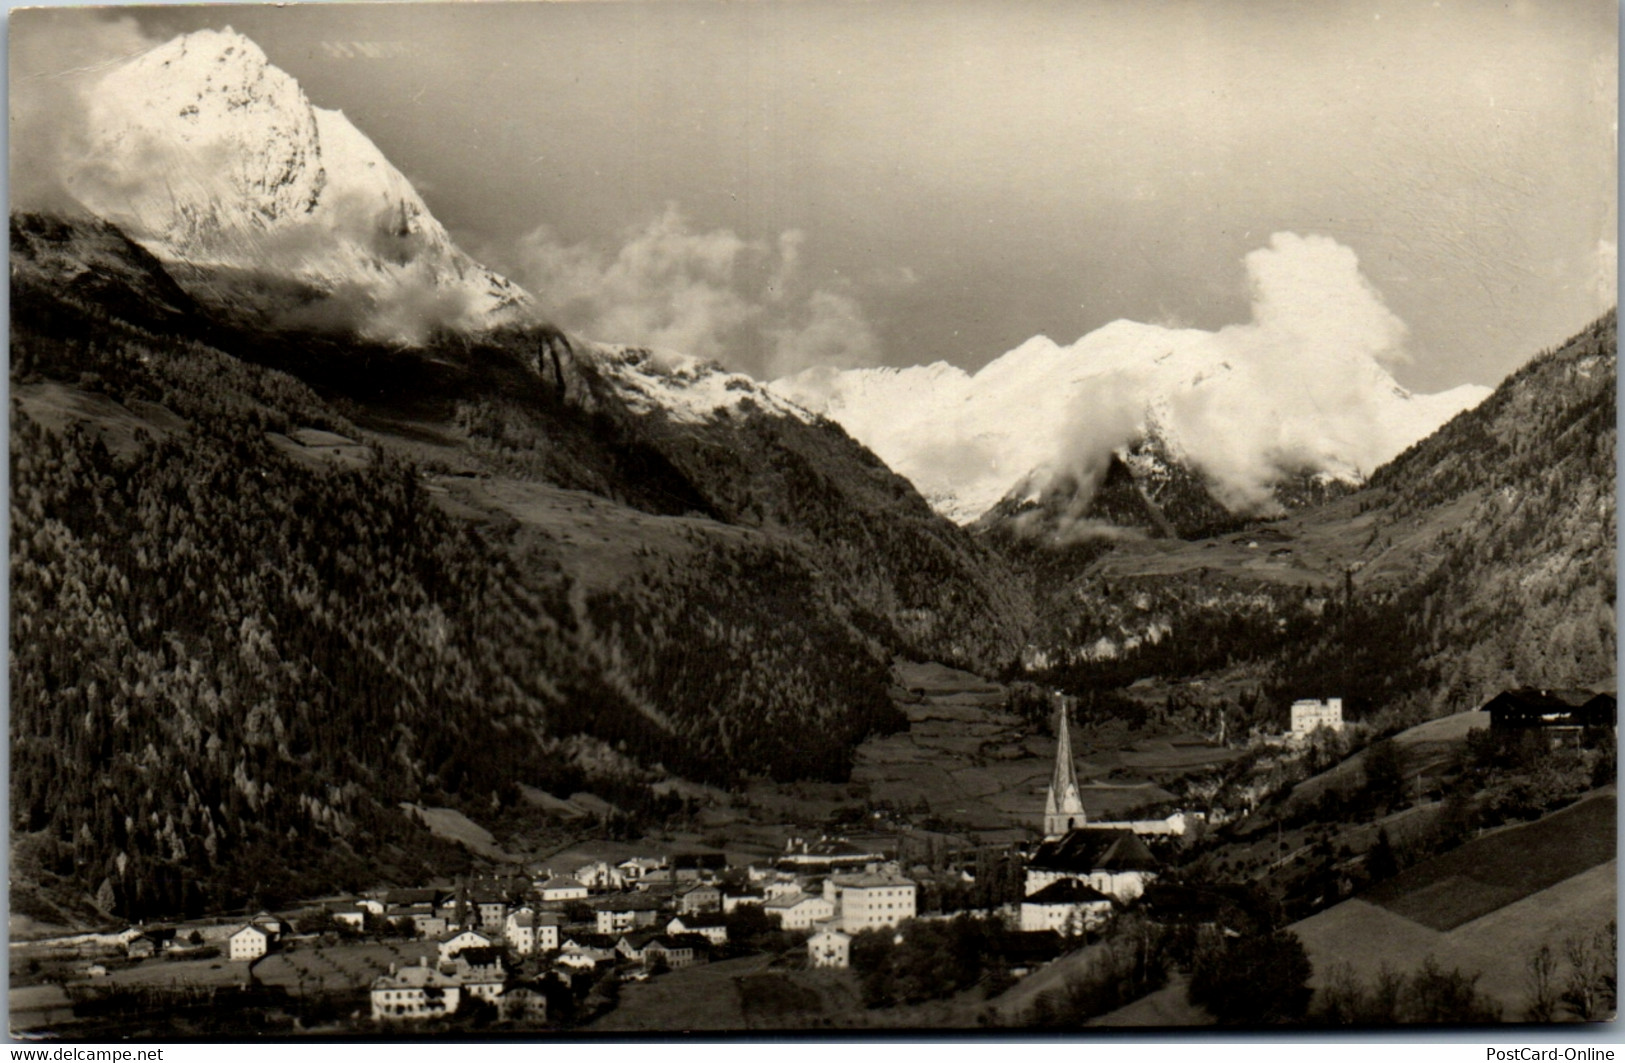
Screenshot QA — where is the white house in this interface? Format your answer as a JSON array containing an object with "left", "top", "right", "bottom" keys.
[
  {"left": 573, "top": 861, "right": 626, "bottom": 891},
  {"left": 370, "top": 959, "right": 462, "bottom": 1021},
  {"left": 505, "top": 908, "right": 562, "bottom": 954},
  {"left": 437, "top": 929, "right": 494, "bottom": 962},
  {"left": 451, "top": 957, "right": 506, "bottom": 1005},
  {"left": 1290, "top": 698, "right": 1344, "bottom": 737},
  {"left": 595, "top": 894, "right": 666, "bottom": 935},
  {"left": 333, "top": 908, "right": 366, "bottom": 931},
  {"left": 1020, "top": 879, "right": 1115, "bottom": 936},
  {"left": 617, "top": 857, "right": 665, "bottom": 883},
  {"left": 227, "top": 924, "right": 270, "bottom": 962},
  {"left": 763, "top": 891, "right": 836, "bottom": 930},
  {"left": 249, "top": 911, "right": 287, "bottom": 936},
  {"left": 761, "top": 879, "right": 803, "bottom": 901},
  {"left": 665, "top": 913, "right": 728, "bottom": 946},
  {"left": 538, "top": 877, "right": 589, "bottom": 903},
  {"left": 824, "top": 873, "right": 916, "bottom": 934},
  {"left": 556, "top": 940, "right": 617, "bottom": 971},
  {"left": 807, "top": 927, "right": 851, "bottom": 968},
  {"left": 721, "top": 887, "right": 765, "bottom": 913}
]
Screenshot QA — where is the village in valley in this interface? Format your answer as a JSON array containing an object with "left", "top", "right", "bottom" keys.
[{"left": 13, "top": 671, "right": 1615, "bottom": 1034}]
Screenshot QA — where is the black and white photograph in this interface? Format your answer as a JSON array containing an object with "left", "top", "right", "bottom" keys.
[{"left": 6, "top": 0, "right": 1618, "bottom": 1038}]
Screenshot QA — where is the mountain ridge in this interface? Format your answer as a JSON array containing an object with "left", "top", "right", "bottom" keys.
[{"left": 775, "top": 261, "right": 1493, "bottom": 530}]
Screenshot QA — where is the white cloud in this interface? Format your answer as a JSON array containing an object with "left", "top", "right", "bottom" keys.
[
  {"left": 781, "top": 232, "right": 1491, "bottom": 525},
  {"left": 510, "top": 206, "right": 884, "bottom": 377}
]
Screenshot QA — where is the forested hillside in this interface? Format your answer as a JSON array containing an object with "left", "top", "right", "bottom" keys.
[{"left": 7, "top": 212, "right": 1023, "bottom": 920}]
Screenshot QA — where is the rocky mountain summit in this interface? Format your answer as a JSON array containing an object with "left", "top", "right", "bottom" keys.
[{"left": 65, "top": 28, "right": 531, "bottom": 341}]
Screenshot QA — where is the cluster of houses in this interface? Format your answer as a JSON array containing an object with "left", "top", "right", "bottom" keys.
[
  {"left": 109, "top": 694, "right": 1234, "bottom": 1025},
  {"left": 313, "top": 698, "right": 1179, "bottom": 1022},
  {"left": 97, "top": 685, "right": 1617, "bottom": 1025},
  {"left": 351, "top": 852, "right": 937, "bottom": 1020}
]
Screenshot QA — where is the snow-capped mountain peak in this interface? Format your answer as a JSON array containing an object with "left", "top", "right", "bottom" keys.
[
  {"left": 775, "top": 235, "right": 1493, "bottom": 526},
  {"left": 63, "top": 27, "right": 532, "bottom": 343}
]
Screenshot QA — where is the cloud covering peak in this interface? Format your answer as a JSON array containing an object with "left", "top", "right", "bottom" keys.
[{"left": 774, "top": 233, "right": 1492, "bottom": 524}]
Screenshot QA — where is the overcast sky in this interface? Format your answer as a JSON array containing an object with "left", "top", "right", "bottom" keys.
[{"left": 9, "top": 0, "right": 1617, "bottom": 390}]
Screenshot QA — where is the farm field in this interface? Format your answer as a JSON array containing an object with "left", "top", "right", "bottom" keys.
[
  {"left": 589, "top": 953, "right": 1013, "bottom": 1031},
  {"left": 1088, "top": 973, "right": 1208, "bottom": 1027},
  {"left": 251, "top": 941, "right": 438, "bottom": 991},
  {"left": 1291, "top": 792, "right": 1618, "bottom": 1017},
  {"left": 1088, "top": 490, "right": 1485, "bottom": 595},
  {"left": 400, "top": 804, "right": 514, "bottom": 861},
  {"left": 73, "top": 956, "right": 254, "bottom": 989},
  {"left": 1293, "top": 860, "right": 1615, "bottom": 1017},
  {"left": 1363, "top": 790, "right": 1615, "bottom": 930},
  {"left": 585, "top": 954, "right": 771, "bottom": 1030}
]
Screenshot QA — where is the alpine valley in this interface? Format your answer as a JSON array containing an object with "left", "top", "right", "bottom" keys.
[{"left": 9, "top": 22, "right": 1615, "bottom": 1004}]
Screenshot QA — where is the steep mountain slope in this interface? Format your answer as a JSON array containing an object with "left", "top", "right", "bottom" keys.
[
  {"left": 1032, "top": 311, "right": 1616, "bottom": 728},
  {"left": 8, "top": 28, "right": 1035, "bottom": 923},
  {"left": 64, "top": 28, "right": 531, "bottom": 341},
  {"left": 9, "top": 198, "right": 1029, "bottom": 920}
]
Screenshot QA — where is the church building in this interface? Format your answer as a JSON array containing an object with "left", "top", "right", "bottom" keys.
[
  {"left": 1029, "top": 691, "right": 1160, "bottom": 904},
  {"left": 1044, "top": 693, "right": 1087, "bottom": 838}
]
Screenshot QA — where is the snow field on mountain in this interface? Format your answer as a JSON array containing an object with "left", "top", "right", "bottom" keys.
[{"left": 776, "top": 233, "right": 1491, "bottom": 524}]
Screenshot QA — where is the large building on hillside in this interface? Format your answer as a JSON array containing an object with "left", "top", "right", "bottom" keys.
[
  {"left": 1044, "top": 693, "right": 1087, "bottom": 838},
  {"left": 1290, "top": 698, "right": 1344, "bottom": 737}
]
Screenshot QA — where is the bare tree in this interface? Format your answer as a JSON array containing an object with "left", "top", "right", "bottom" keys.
[
  {"left": 1562, "top": 922, "right": 1617, "bottom": 1021},
  {"left": 1524, "top": 944, "right": 1561, "bottom": 1022}
]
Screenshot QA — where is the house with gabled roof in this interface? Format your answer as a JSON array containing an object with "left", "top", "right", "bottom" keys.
[
  {"left": 557, "top": 933, "right": 618, "bottom": 971},
  {"left": 572, "top": 860, "right": 626, "bottom": 891},
  {"left": 807, "top": 926, "right": 851, "bottom": 968},
  {"left": 595, "top": 892, "right": 666, "bottom": 934},
  {"left": 665, "top": 912, "right": 728, "bottom": 945},
  {"left": 1485, "top": 688, "right": 1617, "bottom": 732},
  {"left": 538, "top": 876, "right": 589, "bottom": 903},
  {"left": 616, "top": 856, "right": 666, "bottom": 882},
  {"left": 721, "top": 886, "right": 765, "bottom": 913},
  {"left": 677, "top": 882, "right": 722, "bottom": 914},
  {"left": 371, "top": 957, "right": 462, "bottom": 1021},
  {"left": 437, "top": 928, "right": 494, "bottom": 963},
  {"left": 505, "top": 907, "right": 563, "bottom": 954},
  {"left": 1020, "top": 878, "right": 1115, "bottom": 935},
  {"left": 1025, "top": 827, "right": 1160, "bottom": 902},
  {"left": 763, "top": 891, "right": 836, "bottom": 930},
  {"left": 384, "top": 888, "right": 443, "bottom": 908},
  {"left": 227, "top": 923, "right": 271, "bottom": 962},
  {"left": 449, "top": 949, "right": 507, "bottom": 1003},
  {"left": 617, "top": 932, "right": 708, "bottom": 970}
]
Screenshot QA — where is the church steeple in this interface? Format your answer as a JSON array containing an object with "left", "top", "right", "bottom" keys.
[{"left": 1044, "top": 692, "right": 1086, "bottom": 838}]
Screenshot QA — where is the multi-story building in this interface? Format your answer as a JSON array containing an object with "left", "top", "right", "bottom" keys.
[
  {"left": 1290, "top": 698, "right": 1344, "bottom": 737},
  {"left": 370, "top": 959, "right": 462, "bottom": 1021},
  {"left": 824, "top": 873, "right": 916, "bottom": 934},
  {"left": 763, "top": 891, "right": 836, "bottom": 930}
]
